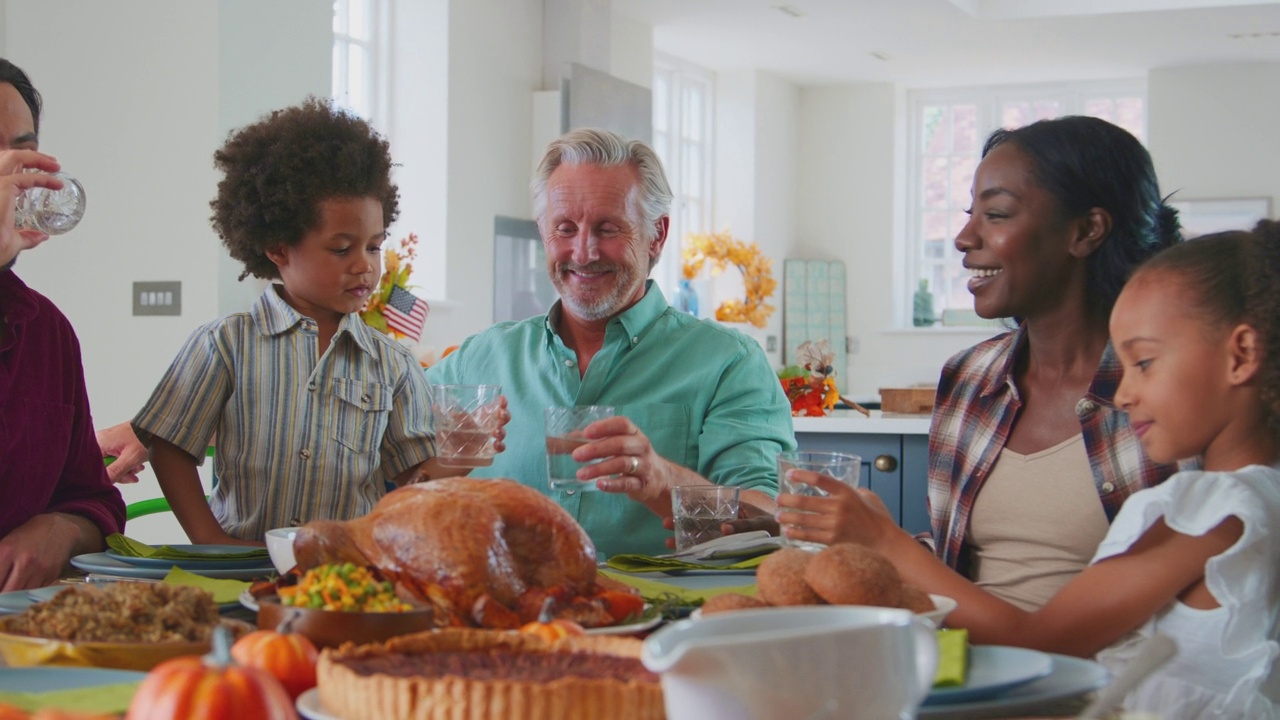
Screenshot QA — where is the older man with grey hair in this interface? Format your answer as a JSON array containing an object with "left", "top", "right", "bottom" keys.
[{"left": 428, "top": 127, "right": 794, "bottom": 558}]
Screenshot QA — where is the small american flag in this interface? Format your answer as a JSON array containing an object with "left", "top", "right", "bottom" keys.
[{"left": 383, "top": 285, "right": 429, "bottom": 341}]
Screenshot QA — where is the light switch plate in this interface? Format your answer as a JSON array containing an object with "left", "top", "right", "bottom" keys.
[{"left": 133, "top": 281, "right": 182, "bottom": 316}]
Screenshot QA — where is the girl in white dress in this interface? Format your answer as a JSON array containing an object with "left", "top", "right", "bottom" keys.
[{"left": 799, "top": 220, "right": 1280, "bottom": 718}]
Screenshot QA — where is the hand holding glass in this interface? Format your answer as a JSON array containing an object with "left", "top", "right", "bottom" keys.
[
  {"left": 14, "top": 171, "right": 85, "bottom": 235},
  {"left": 431, "top": 384, "right": 503, "bottom": 468},
  {"left": 672, "top": 485, "right": 740, "bottom": 552},
  {"left": 544, "top": 405, "right": 616, "bottom": 493},
  {"left": 778, "top": 450, "right": 861, "bottom": 551}
]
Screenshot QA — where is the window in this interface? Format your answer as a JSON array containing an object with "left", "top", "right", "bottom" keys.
[
  {"left": 651, "top": 55, "right": 715, "bottom": 297},
  {"left": 332, "top": 0, "right": 385, "bottom": 124},
  {"left": 904, "top": 81, "right": 1146, "bottom": 327}
]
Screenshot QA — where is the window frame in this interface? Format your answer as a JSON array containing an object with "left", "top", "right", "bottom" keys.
[
  {"left": 901, "top": 79, "right": 1147, "bottom": 329},
  {"left": 651, "top": 53, "right": 716, "bottom": 299},
  {"left": 332, "top": 0, "right": 388, "bottom": 127}
]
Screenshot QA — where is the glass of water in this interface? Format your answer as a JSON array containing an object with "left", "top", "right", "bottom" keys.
[
  {"left": 14, "top": 171, "right": 86, "bottom": 235},
  {"left": 672, "top": 485, "right": 740, "bottom": 552},
  {"left": 777, "top": 450, "right": 861, "bottom": 551},
  {"left": 544, "top": 405, "right": 615, "bottom": 494}
]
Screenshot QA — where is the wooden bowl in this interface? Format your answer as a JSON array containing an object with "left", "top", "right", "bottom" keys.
[
  {"left": 256, "top": 596, "right": 443, "bottom": 649},
  {"left": 0, "top": 619, "right": 252, "bottom": 671}
]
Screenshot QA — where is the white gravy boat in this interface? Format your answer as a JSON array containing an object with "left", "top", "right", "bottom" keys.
[{"left": 642, "top": 605, "right": 939, "bottom": 720}]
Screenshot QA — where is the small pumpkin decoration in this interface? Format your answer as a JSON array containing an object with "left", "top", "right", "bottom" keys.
[
  {"left": 230, "top": 611, "right": 318, "bottom": 700},
  {"left": 518, "top": 597, "right": 585, "bottom": 642},
  {"left": 125, "top": 626, "right": 298, "bottom": 720}
]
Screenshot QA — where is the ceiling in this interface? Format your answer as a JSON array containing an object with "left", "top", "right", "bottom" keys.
[{"left": 611, "top": 0, "right": 1280, "bottom": 87}]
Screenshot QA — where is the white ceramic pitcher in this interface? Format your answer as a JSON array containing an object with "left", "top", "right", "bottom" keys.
[{"left": 641, "top": 605, "right": 939, "bottom": 720}]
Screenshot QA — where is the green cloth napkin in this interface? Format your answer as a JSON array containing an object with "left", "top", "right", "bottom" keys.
[
  {"left": 163, "top": 566, "right": 251, "bottom": 604},
  {"left": 933, "top": 628, "right": 969, "bottom": 688},
  {"left": 605, "top": 553, "right": 765, "bottom": 574},
  {"left": 107, "top": 533, "right": 269, "bottom": 560},
  {"left": 0, "top": 682, "right": 139, "bottom": 713},
  {"left": 598, "top": 568, "right": 757, "bottom": 604}
]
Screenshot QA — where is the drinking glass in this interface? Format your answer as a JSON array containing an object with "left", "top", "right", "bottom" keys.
[
  {"left": 777, "top": 450, "right": 861, "bottom": 551},
  {"left": 14, "top": 171, "right": 86, "bottom": 235},
  {"left": 544, "top": 405, "right": 615, "bottom": 494},
  {"left": 671, "top": 485, "right": 740, "bottom": 552},
  {"left": 431, "top": 384, "right": 502, "bottom": 468}
]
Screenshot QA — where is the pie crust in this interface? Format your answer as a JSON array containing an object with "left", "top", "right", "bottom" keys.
[{"left": 317, "top": 629, "right": 665, "bottom": 720}]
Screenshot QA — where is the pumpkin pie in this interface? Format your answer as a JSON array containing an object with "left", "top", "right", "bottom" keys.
[{"left": 317, "top": 629, "right": 664, "bottom": 720}]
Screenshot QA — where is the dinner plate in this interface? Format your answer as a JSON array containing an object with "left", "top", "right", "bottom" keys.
[
  {"left": 917, "top": 654, "right": 1109, "bottom": 719},
  {"left": 106, "top": 545, "right": 273, "bottom": 571},
  {"left": 25, "top": 586, "right": 66, "bottom": 604},
  {"left": 70, "top": 552, "right": 274, "bottom": 581},
  {"left": 923, "top": 645, "right": 1054, "bottom": 705},
  {"left": 0, "top": 665, "right": 147, "bottom": 691},
  {"left": 297, "top": 688, "right": 340, "bottom": 720},
  {"left": 584, "top": 605, "right": 663, "bottom": 636},
  {"left": 0, "top": 590, "right": 35, "bottom": 615},
  {"left": 247, "top": 590, "right": 663, "bottom": 636}
]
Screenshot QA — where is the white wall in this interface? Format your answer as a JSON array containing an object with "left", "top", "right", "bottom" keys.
[
  {"left": 794, "top": 84, "right": 994, "bottom": 399},
  {"left": 710, "top": 70, "right": 798, "bottom": 370},
  {"left": 1148, "top": 62, "right": 1280, "bottom": 213},
  {"left": 2, "top": 0, "right": 332, "bottom": 542},
  {"left": 416, "top": 0, "right": 544, "bottom": 352}
]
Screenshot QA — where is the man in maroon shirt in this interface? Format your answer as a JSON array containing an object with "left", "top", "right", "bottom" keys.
[{"left": 0, "top": 58, "right": 125, "bottom": 591}]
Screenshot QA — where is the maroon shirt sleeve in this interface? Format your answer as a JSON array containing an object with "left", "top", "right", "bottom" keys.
[{"left": 0, "top": 271, "right": 125, "bottom": 542}]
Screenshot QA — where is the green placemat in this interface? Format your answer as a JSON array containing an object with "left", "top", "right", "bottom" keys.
[
  {"left": 934, "top": 628, "right": 969, "bottom": 687},
  {"left": 107, "top": 533, "right": 269, "bottom": 561},
  {"left": 163, "top": 566, "right": 252, "bottom": 604},
  {"left": 605, "top": 553, "right": 765, "bottom": 574},
  {"left": 0, "top": 682, "right": 139, "bottom": 713},
  {"left": 598, "top": 568, "right": 757, "bottom": 604}
]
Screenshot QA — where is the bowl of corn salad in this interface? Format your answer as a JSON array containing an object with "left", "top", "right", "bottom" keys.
[{"left": 256, "top": 563, "right": 443, "bottom": 648}]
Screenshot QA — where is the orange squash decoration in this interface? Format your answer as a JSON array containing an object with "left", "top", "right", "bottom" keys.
[
  {"left": 125, "top": 627, "right": 298, "bottom": 720},
  {"left": 230, "top": 612, "right": 319, "bottom": 700},
  {"left": 518, "top": 597, "right": 586, "bottom": 642}
]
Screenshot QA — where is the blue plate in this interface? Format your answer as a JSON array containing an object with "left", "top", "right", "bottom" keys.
[
  {"left": 70, "top": 552, "right": 273, "bottom": 581},
  {"left": 105, "top": 544, "right": 272, "bottom": 570},
  {"left": 0, "top": 590, "right": 35, "bottom": 615},
  {"left": 924, "top": 645, "right": 1054, "bottom": 705},
  {"left": 0, "top": 665, "right": 146, "bottom": 691},
  {"left": 919, "top": 654, "right": 1109, "bottom": 719}
]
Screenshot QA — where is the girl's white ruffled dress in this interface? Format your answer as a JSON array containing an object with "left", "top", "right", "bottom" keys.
[{"left": 1093, "top": 464, "right": 1280, "bottom": 719}]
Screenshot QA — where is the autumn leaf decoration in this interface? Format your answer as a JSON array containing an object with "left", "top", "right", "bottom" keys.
[
  {"left": 360, "top": 232, "right": 419, "bottom": 338},
  {"left": 681, "top": 230, "right": 777, "bottom": 329}
]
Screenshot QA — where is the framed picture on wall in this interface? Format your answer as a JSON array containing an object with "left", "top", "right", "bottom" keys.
[{"left": 1169, "top": 198, "right": 1271, "bottom": 239}]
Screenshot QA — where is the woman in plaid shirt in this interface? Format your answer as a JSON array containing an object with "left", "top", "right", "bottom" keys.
[{"left": 779, "top": 116, "right": 1184, "bottom": 610}]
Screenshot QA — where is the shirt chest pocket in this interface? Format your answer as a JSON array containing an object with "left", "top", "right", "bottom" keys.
[
  {"left": 331, "top": 378, "right": 393, "bottom": 453},
  {"left": 617, "top": 403, "right": 692, "bottom": 468}
]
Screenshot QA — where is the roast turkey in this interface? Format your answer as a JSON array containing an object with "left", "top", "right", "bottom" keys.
[{"left": 292, "top": 477, "right": 610, "bottom": 627}]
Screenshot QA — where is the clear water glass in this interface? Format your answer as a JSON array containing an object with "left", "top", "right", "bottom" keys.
[{"left": 14, "top": 171, "right": 86, "bottom": 235}]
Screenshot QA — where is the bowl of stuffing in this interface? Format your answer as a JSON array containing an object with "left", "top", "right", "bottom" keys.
[{"left": 0, "top": 583, "right": 251, "bottom": 670}]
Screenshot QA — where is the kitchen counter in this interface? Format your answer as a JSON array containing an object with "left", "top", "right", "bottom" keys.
[{"left": 792, "top": 409, "right": 931, "bottom": 435}]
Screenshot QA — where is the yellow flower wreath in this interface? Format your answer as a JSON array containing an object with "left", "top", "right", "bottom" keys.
[{"left": 682, "top": 230, "right": 777, "bottom": 328}]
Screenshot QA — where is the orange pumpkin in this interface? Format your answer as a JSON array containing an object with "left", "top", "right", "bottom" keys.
[
  {"left": 518, "top": 597, "right": 585, "bottom": 642},
  {"left": 230, "top": 629, "right": 318, "bottom": 700},
  {"left": 125, "top": 627, "right": 298, "bottom": 720}
]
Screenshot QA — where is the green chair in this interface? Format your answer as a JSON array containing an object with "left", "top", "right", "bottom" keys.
[{"left": 114, "top": 446, "right": 216, "bottom": 521}]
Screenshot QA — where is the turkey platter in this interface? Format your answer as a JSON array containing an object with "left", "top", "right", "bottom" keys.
[{"left": 292, "top": 477, "right": 642, "bottom": 629}]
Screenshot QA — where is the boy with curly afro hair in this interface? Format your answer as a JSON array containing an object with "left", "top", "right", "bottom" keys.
[{"left": 131, "top": 98, "right": 477, "bottom": 544}]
